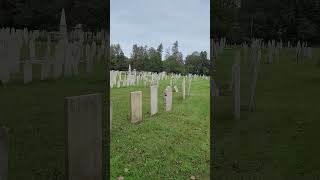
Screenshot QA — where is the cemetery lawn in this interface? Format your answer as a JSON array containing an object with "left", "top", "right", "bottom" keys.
[
  {"left": 214, "top": 47, "right": 320, "bottom": 179},
  {"left": 0, "top": 63, "right": 105, "bottom": 179},
  {"left": 110, "top": 78, "right": 210, "bottom": 179}
]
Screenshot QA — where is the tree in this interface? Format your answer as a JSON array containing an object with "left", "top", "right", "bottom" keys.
[
  {"left": 110, "top": 44, "right": 128, "bottom": 71},
  {"left": 163, "top": 41, "right": 184, "bottom": 74}
]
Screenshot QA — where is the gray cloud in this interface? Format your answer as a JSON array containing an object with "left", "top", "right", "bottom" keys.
[{"left": 111, "top": 0, "right": 210, "bottom": 59}]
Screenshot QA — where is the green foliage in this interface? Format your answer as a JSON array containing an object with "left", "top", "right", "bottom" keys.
[
  {"left": 0, "top": 0, "right": 107, "bottom": 30},
  {"left": 213, "top": 0, "right": 320, "bottom": 45},
  {"left": 110, "top": 41, "right": 210, "bottom": 75}
]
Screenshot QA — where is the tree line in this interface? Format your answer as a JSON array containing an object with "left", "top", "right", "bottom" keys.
[
  {"left": 0, "top": 0, "right": 107, "bottom": 31},
  {"left": 111, "top": 41, "right": 210, "bottom": 75},
  {"left": 212, "top": 0, "right": 320, "bottom": 45}
]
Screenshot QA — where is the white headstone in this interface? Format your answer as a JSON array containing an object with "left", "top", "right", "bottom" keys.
[{"left": 150, "top": 85, "right": 158, "bottom": 116}]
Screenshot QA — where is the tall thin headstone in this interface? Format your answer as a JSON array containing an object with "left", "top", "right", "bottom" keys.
[
  {"left": 164, "top": 86, "right": 172, "bottom": 112},
  {"left": 182, "top": 77, "right": 186, "bottom": 99},
  {"left": 233, "top": 51, "right": 241, "bottom": 120},
  {"left": 150, "top": 85, "right": 158, "bottom": 116}
]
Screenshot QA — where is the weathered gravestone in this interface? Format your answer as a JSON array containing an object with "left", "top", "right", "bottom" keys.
[
  {"left": 187, "top": 77, "right": 191, "bottom": 96},
  {"left": 174, "top": 85, "right": 179, "bottom": 92},
  {"left": 249, "top": 49, "right": 261, "bottom": 111},
  {"left": 0, "top": 127, "right": 8, "bottom": 180},
  {"left": 150, "top": 85, "right": 158, "bottom": 116},
  {"left": 23, "top": 61, "right": 32, "bottom": 84},
  {"left": 130, "top": 91, "right": 142, "bottom": 123},
  {"left": 110, "top": 103, "right": 112, "bottom": 130},
  {"left": 0, "top": 61, "right": 10, "bottom": 84},
  {"left": 164, "top": 86, "right": 172, "bottom": 112},
  {"left": 182, "top": 77, "right": 186, "bottom": 99},
  {"left": 65, "top": 94, "right": 102, "bottom": 180},
  {"left": 41, "top": 60, "right": 51, "bottom": 80},
  {"left": 232, "top": 52, "right": 241, "bottom": 120}
]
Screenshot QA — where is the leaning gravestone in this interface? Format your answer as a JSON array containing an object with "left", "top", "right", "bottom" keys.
[
  {"left": 65, "top": 94, "right": 102, "bottom": 180},
  {"left": 130, "top": 91, "right": 142, "bottom": 123},
  {"left": 164, "top": 86, "right": 172, "bottom": 112},
  {"left": 150, "top": 85, "right": 158, "bottom": 116},
  {"left": 0, "top": 127, "right": 8, "bottom": 180}
]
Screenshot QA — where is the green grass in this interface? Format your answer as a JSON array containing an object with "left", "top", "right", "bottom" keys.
[
  {"left": 110, "top": 78, "right": 210, "bottom": 179},
  {"left": 0, "top": 62, "right": 105, "bottom": 179},
  {"left": 214, "top": 47, "right": 320, "bottom": 179}
]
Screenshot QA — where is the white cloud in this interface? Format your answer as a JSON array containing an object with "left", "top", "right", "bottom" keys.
[{"left": 111, "top": 0, "right": 210, "bottom": 59}]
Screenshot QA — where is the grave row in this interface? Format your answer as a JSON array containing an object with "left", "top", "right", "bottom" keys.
[
  {"left": 110, "top": 65, "right": 208, "bottom": 89},
  {"left": 0, "top": 8, "right": 108, "bottom": 85}
]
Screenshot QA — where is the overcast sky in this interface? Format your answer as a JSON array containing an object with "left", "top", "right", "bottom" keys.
[{"left": 111, "top": 0, "right": 210, "bottom": 59}]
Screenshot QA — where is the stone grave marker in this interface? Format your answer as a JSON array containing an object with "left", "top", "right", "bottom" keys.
[
  {"left": 0, "top": 127, "right": 8, "bottom": 180},
  {"left": 174, "top": 85, "right": 179, "bottom": 92},
  {"left": 23, "top": 61, "right": 32, "bottom": 84},
  {"left": 164, "top": 86, "right": 172, "bottom": 112},
  {"left": 150, "top": 85, "right": 158, "bottom": 116},
  {"left": 188, "top": 77, "right": 191, "bottom": 96},
  {"left": 65, "top": 93, "right": 102, "bottom": 180},
  {"left": 130, "top": 91, "right": 142, "bottom": 123},
  {"left": 182, "top": 77, "right": 186, "bottom": 99},
  {"left": 232, "top": 62, "right": 240, "bottom": 120}
]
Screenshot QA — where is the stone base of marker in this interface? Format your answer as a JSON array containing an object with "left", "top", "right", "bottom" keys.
[{"left": 130, "top": 91, "right": 142, "bottom": 123}]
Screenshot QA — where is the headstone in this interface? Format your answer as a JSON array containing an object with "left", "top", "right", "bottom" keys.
[
  {"left": 182, "top": 77, "right": 186, "bottom": 99},
  {"left": 65, "top": 93, "right": 102, "bottom": 180},
  {"left": 188, "top": 78, "right": 191, "bottom": 96},
  {"left": 0, "top": 127, "right": 8, "bottom": 180},
  {"left": 23, "top": 61, "right": 32, "bottom": 84},
  {"left": 232, "top": 63, "right": 240, "bottom": 120},
  {"left": 110, "top": 103, "right": 112, "bottom": 130},
  {"left": 130, "top": 91, "right": 142, "bottom": 123},
  {"left": 174, "top": 85, "right": 179, "bottom": 92},
  {"left": 150, "top": 85, "right": 158, "bottom": 116},
  {"left": 164, "top": 86, "right": 172, "bottom": 112}
]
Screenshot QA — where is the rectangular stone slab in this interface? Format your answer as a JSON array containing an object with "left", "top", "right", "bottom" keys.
[
  {"left": 65, "top": 93, "right": 102, "bottom": 180},
  {"left": 0, "top": 127, "right": 8, "bottom": 180},
  {"left": 182, "top": 77, "right": 186, "bottom": 99},
  {"left": 23, "top": 62, "right": 32, "bottom": 84},
  {"left": 150, "top": 85, "right": 158, "bottom": 116},
  {"left": 130, "top": 91, "right": 142, "bottom": 123},
  {"left": 164, "top": 86, "right": 172, "bottom": 112}
]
